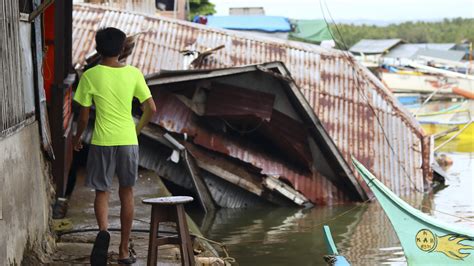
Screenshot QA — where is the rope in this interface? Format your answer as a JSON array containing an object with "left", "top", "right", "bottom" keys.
[
  {"left": 413, "top": 84, "right": 450, "bottom": 116},
  {"left": 305, "top": 197, "right": 374, "bottom": 229},
  {"left": 301, "top": 196, "right": 474, "bottom": 230},
  {"left": 421, "top": 206, "right": 474, "bottom": 223},
  {"left": 192, "top": 235, "right": 236, "bottom": 263},
  {"left": 134, "top": 218, "right": 236, "bottom": 262}
]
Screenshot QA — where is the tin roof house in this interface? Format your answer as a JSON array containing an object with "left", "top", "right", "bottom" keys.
[{"left": 73, "top": 4, "right": 433, "bottom": 206}]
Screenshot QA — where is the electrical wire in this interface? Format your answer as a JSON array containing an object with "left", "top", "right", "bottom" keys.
[
  {"left": 319, "top": 0, "right": 424, "bottom": 193},
  {"left": 222, "top": 118, "right": 264, "bottom": 134}
]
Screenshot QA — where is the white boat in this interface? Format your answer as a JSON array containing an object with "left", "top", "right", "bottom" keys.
[{"left": 381, "top": 71, "right": 474, "bottom": 96}]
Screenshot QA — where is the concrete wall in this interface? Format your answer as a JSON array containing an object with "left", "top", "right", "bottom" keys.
[{"left": 0, "top": 122, "right": 53, "bottom": 265}]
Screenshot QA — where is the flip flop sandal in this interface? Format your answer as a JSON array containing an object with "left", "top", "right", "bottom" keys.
[
  {"left": 117, "top": 256, "right": 137, "bottom": 265},
  {"left": 117, "top": 245, "right": 137, "bottom": 265},
  {"left": 90, "top": 230, "right": 110, "bottom": 266}
]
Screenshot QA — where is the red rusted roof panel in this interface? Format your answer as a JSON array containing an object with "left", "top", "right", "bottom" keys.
[
  {"left": 205, "top": 83, "right": 275, "bottom": 121},
  {"left": 150, "top": 89, "right": 348, "bottom": 204},
  {"left": 260, "top": 109, "right": 312, "bottom": 166}
]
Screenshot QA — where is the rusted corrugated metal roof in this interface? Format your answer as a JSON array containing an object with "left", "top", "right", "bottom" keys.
[
  {"left": 146, "top": 66, "right": 359, "bottom": 205},
  {"left": 72, "top": 4, "right": 432, "bottom": 197}
]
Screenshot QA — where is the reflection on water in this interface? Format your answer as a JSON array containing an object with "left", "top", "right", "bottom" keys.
[
  {"left": 430, "top": 153, "right": 474, "bottom": 228},
  {"left": 199, "top": 204, "right": 402, "bottom": 266},
  {"left": 198, "top": 152, "right": 474, "bottom": 266}
]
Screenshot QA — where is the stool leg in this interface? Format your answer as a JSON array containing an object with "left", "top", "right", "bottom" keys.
[
  {"left": 176, "top": 204, "right": 195, "bottom": 266},
  {"left": 147, "top": 206, "right": 159, "bottom": 266}
]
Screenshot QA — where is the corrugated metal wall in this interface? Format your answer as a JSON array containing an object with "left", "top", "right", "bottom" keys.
[
  {"left": 0, "top": 1, "right": 26, "bottom": 133},
  {"left": 72, "top": 4, "right": 432, "bottom": 197}
]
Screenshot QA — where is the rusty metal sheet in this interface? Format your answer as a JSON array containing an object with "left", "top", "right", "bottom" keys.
[
  {"left": 205, "top": 83, "right": 275, "bottom": 121},
  {"left": 149, "top": 92, "right": 349, "bottom": 204},
  {"left": 150, "top": 90, "right": 197, "bottom": 135},
  {"left": 204, "top": 82, "right": 310, "bottom": 166},
  {"left": 145, "top": 64, "right": 368, "bottom": 203},
  {"left": 260, "top": 109, "right": 312, "bottom": 167},
  {"left": 73, "top": 4, "right": 432, "bottom": 198}
]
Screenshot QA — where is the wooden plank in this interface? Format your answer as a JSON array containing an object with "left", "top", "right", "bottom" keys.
[
  {"left": 139, "top": 123, "right": 216, "bottom": 213},
  {"left": 28, "top": 0, "right": 54, "bottom": 22},
  {"left": 194, "top": 160, "right": 263, "bottom": 196},
  {"left": 183, "top": 151, "right": 216, "bottom": 214},
  {"left": 263, "top": 176, "right": 310, "bottom": 206}
]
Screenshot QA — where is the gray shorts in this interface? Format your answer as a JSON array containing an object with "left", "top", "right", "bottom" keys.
[{"left": 86, "top": 145, "right": 139, "bottom": 191}]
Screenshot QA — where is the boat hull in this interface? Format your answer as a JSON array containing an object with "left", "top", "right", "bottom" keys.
[
  {"left": 353, "top": 158, "right": 474, "bottom": 265},
  {"left": 421, "top": 122, "right": 474, "bottom": 152},
  {"left": 382, "top": 72, "right": 474, "bottom": 94},
  {"left": 323, "top": 225, "right": 351, "bottom": 266}
]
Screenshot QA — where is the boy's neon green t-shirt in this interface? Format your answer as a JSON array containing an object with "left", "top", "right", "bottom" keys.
[{"left": 73, "top": 65, "right": 152, "bottom": 146}]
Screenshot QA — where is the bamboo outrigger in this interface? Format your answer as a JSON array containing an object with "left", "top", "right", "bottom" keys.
[{"left": 352, "top": 158, "right": 474, "bottom": 265}]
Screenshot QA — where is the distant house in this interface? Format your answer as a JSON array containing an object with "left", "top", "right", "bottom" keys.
[
  {"left": 384, "top": 43, "right": 465, "bottom": 64},
  {"left": 350, "top": 39, "right": 468, "bottom": 67},
  {"left": 349, "top": 39, "right": 403, "bottom": 55},
  {"left": 349, "top": 39, "right": 403, "bottom": 67},
  {"left": 385, "top": 43, "right": 456, "bottom": 58},
  {"left": 206, "top": 15, "right": 292, "bottom": 39},
  {"left": 229, "top": 7, "right": 265, "bottom": 16}
]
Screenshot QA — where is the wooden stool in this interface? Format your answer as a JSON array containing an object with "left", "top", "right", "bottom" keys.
[{"left": 142, "top": 196, "right": 195, "bottom": 266}]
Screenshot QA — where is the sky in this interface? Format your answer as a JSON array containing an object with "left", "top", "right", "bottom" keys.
[{"left": 210, "top": 0, "right": 474, "bottom": 22}]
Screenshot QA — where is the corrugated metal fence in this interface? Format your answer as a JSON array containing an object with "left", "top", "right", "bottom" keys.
[
  {"left": 0, "top": 1, "right": 26, "bottom": 133},
  {"left": 72, "top": 4, "right": 432, "bottom": 197}
]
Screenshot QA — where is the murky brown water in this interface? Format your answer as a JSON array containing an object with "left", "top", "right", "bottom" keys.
[{"left": 199, "top": 152, "right": 474, "bottom": 265}]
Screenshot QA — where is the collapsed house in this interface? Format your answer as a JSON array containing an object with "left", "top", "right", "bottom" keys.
[
  {"left": 72, "top": 4, "right": 433, "bottom": 206},
  {"left": 137, "top": 62, "right": 367, "bottom": 209}
]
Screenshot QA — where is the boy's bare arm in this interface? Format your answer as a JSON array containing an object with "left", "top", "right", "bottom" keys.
[
  {"left": 73, "top": 106, "right": 90, "bottom": 151},
  {"left": 136, "top": 97, "right": 157, "bottom": 136}
]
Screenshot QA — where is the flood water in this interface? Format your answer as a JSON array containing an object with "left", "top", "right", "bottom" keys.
[{"left": 198, "top": 152, "right": 474, "bottom": 266}]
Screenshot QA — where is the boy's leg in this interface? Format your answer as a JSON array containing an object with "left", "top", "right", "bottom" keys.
[
  {"left": 87, "top": 145, "right": 115, "bottom": 231},
  {"left": 95, "top": 190, "right": 110, "bottom": 230},
  {"left": 118, "top": 186, "right": 134, "bottom": 259},
  {"left": 91, "top": 189, "right": 111, "bottom": 265},
  {"left": 116, "top": 145, "right": 139, "bottom": 260},
  {"left": 86, "top": 145, "right": 115, "bottom": 265}
]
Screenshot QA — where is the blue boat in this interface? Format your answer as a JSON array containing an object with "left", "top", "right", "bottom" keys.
[{"left": 323, "top": 225, "right": 351, "bottom": 266}]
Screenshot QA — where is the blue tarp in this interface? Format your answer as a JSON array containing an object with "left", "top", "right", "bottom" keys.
[{"left": 206, "top": 15, "right": 291, "bottom": 32}]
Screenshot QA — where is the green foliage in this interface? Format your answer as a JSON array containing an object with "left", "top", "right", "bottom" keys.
[
  {"left": 189, "top": 0, "right": 216, "bottom": 19},
  {"left": 328, "top": 18, "right": 474, "bottom": 49}
]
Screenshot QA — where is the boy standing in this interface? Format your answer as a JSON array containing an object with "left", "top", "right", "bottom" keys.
[{"left": 73, "top": 27, "right": 156, "bottom": 265}]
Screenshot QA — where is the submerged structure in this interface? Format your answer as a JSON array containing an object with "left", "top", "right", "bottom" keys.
[
  {"left": 138, "top": 62, "right": 366, "bottom": 209},
  {"left": 72, "top": 4, "right": 433, "bottom": 205}
]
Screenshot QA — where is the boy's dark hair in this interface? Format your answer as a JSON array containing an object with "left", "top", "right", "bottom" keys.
[{"left": 95, "top": 27, "right": 126, "bottom": 57}]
